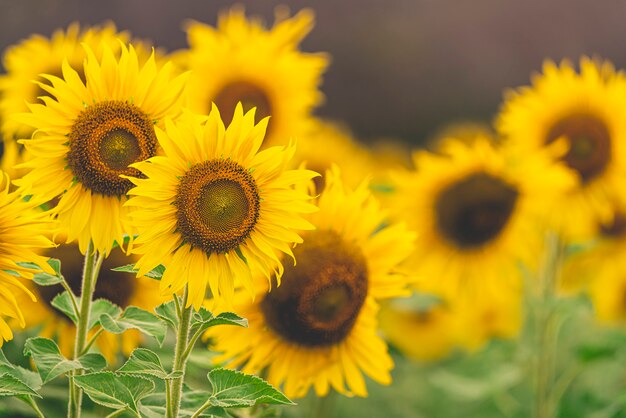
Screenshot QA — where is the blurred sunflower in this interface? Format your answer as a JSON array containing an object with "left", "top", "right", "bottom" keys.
[
  {"left": 208, "top": 167, "right": 416, "bottom": 398},
  {"left": 379, "top": 296, "right": 458, "bottom": 362},
  {"left": 126, "top": 105, "right": 318, "bottom": 308},
  {"left": 452, "top": 290, "right": 523, "bottom": 352},
  {"left": 391, "top": 137, "right": 574, "bottom": 300},
  {"left": 14, "top": 42, "right": 187, "bottom": 255},
  {"left": 20, "top": 243, "right": 164, "bottom": 362},
  {"left": 0, "top": 171, "right": 54, "bottom": 346},
  {"left": 293, "top": 120, "right": 375, "bottom": 191},
  {"left": 175, "top": 6, "right": 329, "bottom": 147},
  {"left": 497, "top": 57, "right": 626, "bottom": 240},
  {"left": 0, "top": 23, "right": 127, "bottom": 140},
  {"left": 426, "top": 120, "right": 497, "bottom": 152}
]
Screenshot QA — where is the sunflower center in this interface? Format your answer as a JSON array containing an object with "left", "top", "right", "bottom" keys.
[
  {"left": 67, "top": 100, "right": 157, "bottom": 196},
  {"left": 600, "top": 212, "right": 626, "bottom": 238},
  {"left": 435, "top": 172, "right": 518, "bottom": 248},
  {"left": 213, "top": 81, "right": 272, "bottom": 127},
  {"left": 546, "top": 113, "right": 611, "bottom": 183},
  {"left": 175, "top": 159, "right": 260, "bottom": 254},
  {"left": 38, "top": 245, "right": 137, "bottom": 320},
  {"left": 260, "top": 230, "right": 369, "bottom": 347}
]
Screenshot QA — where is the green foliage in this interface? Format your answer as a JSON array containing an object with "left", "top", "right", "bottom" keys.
[
  {"left": 23, "top": 337, "right": 106, "bottom": 384},
  {"left": 0, "top": 373, "right": 40, "bottom": 397},
  {"left": 50, "top": 291, "right": 78, "bottom": 324},
  {"left": 111, "top": 263, "right": 165, "bottom": 280},
  {"left": 117, "top": 348, "right": 182, "bottom": 380},
  {"left": 155, "top": 300, "right": 179, "bottom": 329},
  {"left": 0, "top": 349, "right": 42, "bottom": 399},
  {"left": 73, "top": 371, "right": 154, "bottom": 417},
  {"left": 32, "top": 258, "right": 63, "bottom": 286},
  {"left": 191, "top": 308, "right": 248, "bottom": 333},
  {"left": 100, "top": 306, "right": 168, "bottom": 346},
  {"left": 207, "top": 368, "right": 294, "bottom": 409}
]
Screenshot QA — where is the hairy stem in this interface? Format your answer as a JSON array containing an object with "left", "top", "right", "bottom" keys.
[
  {"left": 68, "top": 242, "right": 104, "bottom": 418},
  {"left": 167, "top": 287, "right": 192, "bottom": 418}
]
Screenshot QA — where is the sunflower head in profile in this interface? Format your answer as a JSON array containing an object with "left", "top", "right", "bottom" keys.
[
  {"left": 14, "top": 42, "right": 188, "bottom": 255},
  {"left": 0, "top": 171, "right": 54, "bottom": 346},
  {"left": 0, "top": 22, "right": 130, "bottom": 141},
  {"left": 391, "top": 137, "right": 574, "bottom": 300},
  {"left": 207, "top": 167, "right": 416, "bottom": 398},
  {"left": 126, "top": 104, "right": 318, "bottom": 309},
  {"left": 175, "top": 6, "right": 329, "bottom": 147},
  {"left": 20, "top": 243, "right": 165, "bottom": 362},
  {"left": 496, "top": 57, "right": 626, "bottom": 240}
]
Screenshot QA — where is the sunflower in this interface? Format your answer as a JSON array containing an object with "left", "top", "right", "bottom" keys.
[
  {"left": 391, "top": 137, "right": 574, "bottom": 300},
  {"left": 208, "top": 167, "right": 416, "bottom": 398},
  {"left": 452, "top": 289, "right": 522, "bottom": 351},
  {"left": 0, "top": 22, "right": 129, "bottom": 141},
  {"left": 379, "top": 295, "right": 458, "bottom": 362},
  {"left": 293, "top": 120, "right": 376, "bottom": 191},
  {"left": 175, "top": 6, "right": 329, "bottom": 147},
  {"left": 126, "top": 105, "right": 317, "bottom": 308},
  {"left": 13, "top": 42, "right": 187, "bottom": 255},
  {"left": 0, "top": 171, "right": 54, "bottom": 346},
  {"left": 426, "top": 119, "right": 497, "bottom": 152},
  {"left": 496, "top": 57, "right": 626, "bottom": 240},
  {"left": 587, "top": 256, "right": 626, "bottom": 324},
  {"left": 20, "top": 243, "right": 165, "bottom": 362}
]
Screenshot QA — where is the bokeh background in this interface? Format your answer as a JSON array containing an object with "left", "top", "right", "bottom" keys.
[{"left": 2, "top": 0, "right": 626, "bottom": 144}]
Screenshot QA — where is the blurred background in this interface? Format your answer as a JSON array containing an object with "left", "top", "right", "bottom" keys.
[{"left": 2, "top": 0, "right": 626, "bottom": 144}]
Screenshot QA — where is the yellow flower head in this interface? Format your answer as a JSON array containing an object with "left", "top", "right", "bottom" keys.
[
  {"left": 208, "top": 167, "right": 416, "bottom": 398},
  {"left": 0, "top": 171, "right": 54, "bottom": 346},
  {"left": 496, "top": 57, "right": 626, "bottom": 240},
  {"left": 379, "top": 297, "right": 458, "bottom": 362},
  {"left": 14, "top": 42, "right": 187, "bottom": 255},
  {"left": 293, "top": 120, "right": 376, "bottom": 191},
  {"left": 176, "top": 6, "right": 329, "bottom": 147},
  {"left": 126, "top": 105, "right": 318, "bottom": 309},
  {"left": 0, "top": 22, "right": 129, "bottom": 140},
  {"left": 391, "top": 137, "right": 574, "bottom": 300}
]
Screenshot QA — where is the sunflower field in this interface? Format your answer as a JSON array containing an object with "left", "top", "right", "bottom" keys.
[{"left": 1, "top": 2, "right": 626, "bottom": 418}]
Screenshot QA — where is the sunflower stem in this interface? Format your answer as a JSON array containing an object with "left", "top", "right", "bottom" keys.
[
  {"left": 530, "top": 232, "right": 564, "bottom": 418},
  {"left": 68, "top": 241, "right": 104, "bottom": 418},
  {"left": 79, "top": 326, "right": 104, "bottom": 357},
  {"left": 22, "top": 395, "right": 45, "bottom": 418},
  {"left": 60, "top": 278, "right": 80, "bottom": 320},
  {"left": 168, "top": 286, "right": 192, "bottom": 418},
  {"left": 190, "top": 398, "right": 212, "bottom": 418},
  {"left": 309, "top": 391, "right": 336, "bottom": 418}
]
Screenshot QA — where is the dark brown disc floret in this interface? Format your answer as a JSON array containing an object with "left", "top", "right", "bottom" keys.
[
  {"left": 435, "top": 172, "right": 519, "bottom": 249},
  {"left": 260, "top": 230, "right": 369, "bottom": 347},
  {"left": 546, "top": 113, "right": 612, "bottom": 183},
  {"left": 174, "top": 159, "right": 261, "bottom": 254},
  {"left": 213, "top": 81, "right": 272, "bottom": 127},
  {"left": 67, "top": 100, "right": 157, "bottom": 196}
]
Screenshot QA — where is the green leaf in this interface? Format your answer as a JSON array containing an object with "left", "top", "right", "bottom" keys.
[
  {"left": 88, "top": 299, "right": 123, "bottom": 330},
  {"left": 32, "top": 258, "right": 63, "bottom": 286},
  {"left": 23, "top": 337, "right": 106, "bottom": 384},
  {"left": 118, "top": 348, "right": 181, "bottom": 380},
  {"left": 112, "top": 234, "right": 134, "bottom": 250},
  {"left": 50, "top": 291, "right": 78, "bottom": 324},
  {"left": 192, "top": 309, "right": 248, "bottom": 333},
  {"left": 73, "top": 371, "right": 154, "bottom": 416},
  {"left": 33, "top": 272, "right": 63, "bottom": 286},
  {"left": 155, "top": 300, "right": 178, "bottom": 329},
  {"left": 141, "top": 390, "right": 231, "bottom": 418},
  {"left": 208, "top": 368, "right": 293, "bottom": 409},
  {"left": 0, "top": 373, "right": 40, "bottom": 398},
  {"left": 15, "top": 261, "right": 42, "bottom": 270},
  {"left": 100, "top": 306, "right": 167, "bottom": 346},
  {"left": 78, "top": 353, "right": 107, "bottom": 371},
  {"left": 111, "top": 264, "right": 165, "bottom": 280},
  {"left": 0, "top": 350, "right": 42, "bottom": 395}
]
